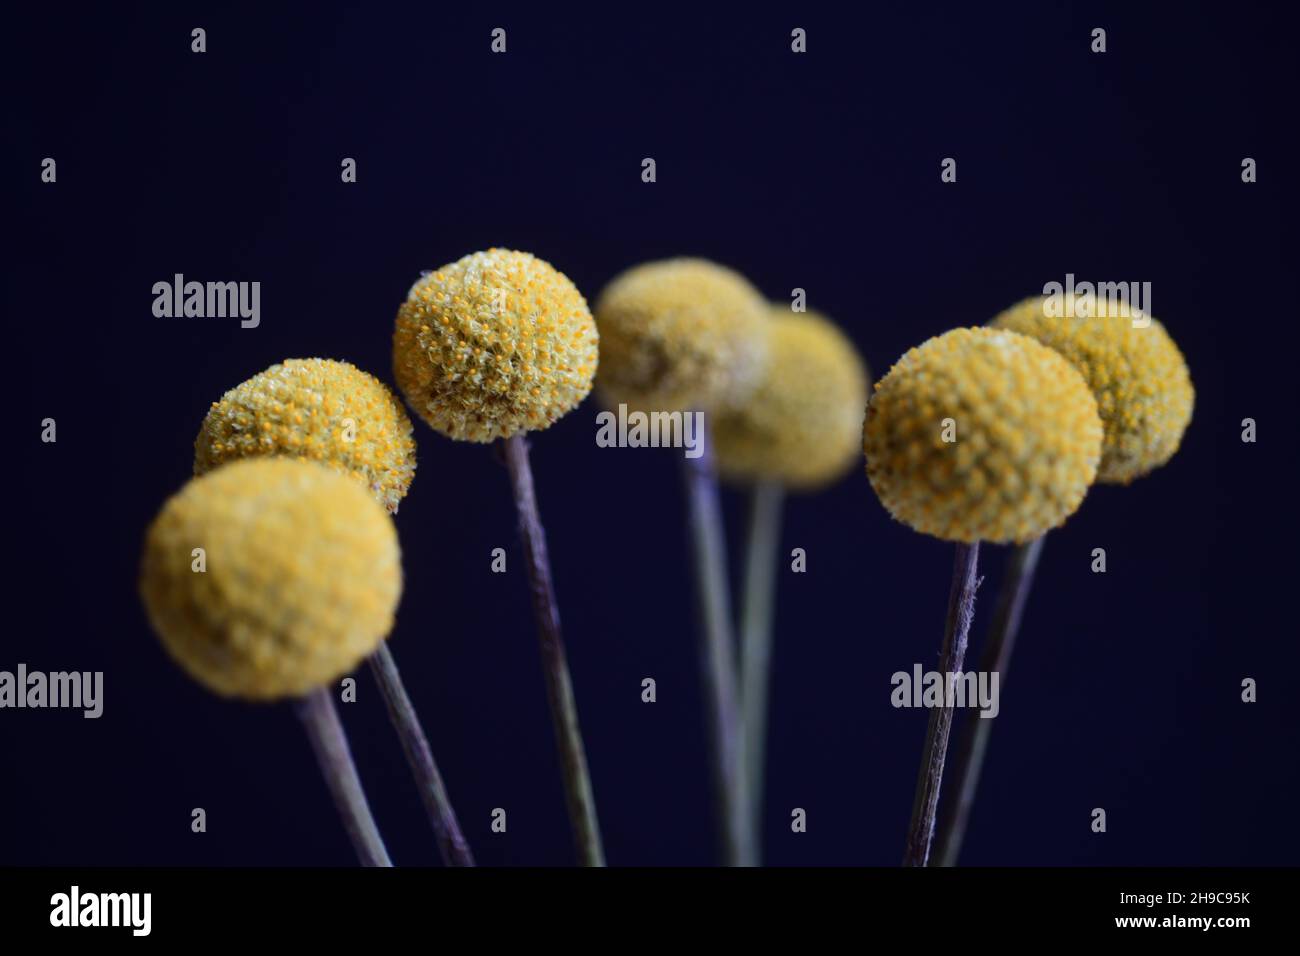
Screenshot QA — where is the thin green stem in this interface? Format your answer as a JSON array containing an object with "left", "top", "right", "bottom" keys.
[
  {"left": 740, "top": 480, "right": 784, "bottom": 859},
  {"left": 935, "top": 534, "right": 1045, "bottom": 866},
  {"left": 681, "top": 424, "right": 753, "bottom": 867},
  {"left": 295, "top": 687, "right": 393, "bottom": 867},
  {"left": 902, "top": 542, "right": 982, "bottom": 867},
  {"left": 368, "top": 643, "right": 475, "bottom": 866},
  {"left": 501, "top": 434, "right": 605, "bottom": 867}
]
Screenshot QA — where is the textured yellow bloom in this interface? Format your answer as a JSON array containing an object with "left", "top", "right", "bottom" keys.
[
  {"left": 713, "top": 308, "right": 869, "bottom": 489},
  {"left": 140, "top": 458, "right": 402, "bottom": 701},
  {"left": 392, "top": 248, "right": 599, "bottom": 442},
  {"left": 594, "top": 258, "right": 770, "bottom": 412},
  {"left": 863, "top": 328, "right": 1103, "bottom": 544},
  {"left": 991, "top": 296, "right": 1194, "bottom": 484},
  {"left": 194, "top": 358, "right": 417, "bottom": 514}
]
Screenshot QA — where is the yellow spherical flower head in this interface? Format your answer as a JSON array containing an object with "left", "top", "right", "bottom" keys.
[
  {"left": 392, "top": 249, "right": 599, "bottom": 442},
  {"left": 140, "top": 458, "right": 402, "bottom": 701},
  {"left": 194, "top": 358, "right": 416, "bottom": 515},
  {"left": 594, "top": 258, "right": 770, "bottom": 413},
  {"left": 863, "top": 327, "right": 1103, "bottom": 544},
  {"left": 991, "top": 296, "right": 1194, "bottom": 484},
  {"left": 713, "top": 308, "right": 869, "bottom": 490}
]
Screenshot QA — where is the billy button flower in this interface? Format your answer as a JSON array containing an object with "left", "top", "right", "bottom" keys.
[
  {"left": 594, "top": 258, "right": 772, "bottom": 867},
  {"left": 862, "top": 327, "right": 1103, "bottom": 866},
  {"left": 711, "top": 308, "right": 869, "bottom": 860},
  {"left": 594, "top": 258, "right": 769, "bottom": 414},
  {"left": 992, "top": 295, "right": 1193, "bottom": 485},
  {"left": 139, "top": 458, "right": 401, "bottom": 866},
  {"left": 935, "top": 297, "right": 1195, "bottom": 866},
  {"left": 393, "top": 248, "right": 604, "bottom": 866},
  {"left": 195, "top": 358, "right": 416, "bottom": 514},
  {"left": 194, "top": 358, "right": 472, "bottom": 867},
  {"left": 394, "top": 248, "right": 599, "bottom": 442},
  {"left": 714, "top": 308, "right": 868, "bottom": 490}
]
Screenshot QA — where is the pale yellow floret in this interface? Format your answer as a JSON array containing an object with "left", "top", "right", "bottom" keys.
[
  {"left": 194, "top": 358, "right": 416, "bottom": 514},
  {"left": 991, "top": 295, "right": 1194, "bottom": 484},
  {"left": 139, "top": 458, "right": 402, "bottom": 701},
  {"left": 392, "top": 248, "right": 599, "bottom": 442},
  {"left": 863, "top": 327, "right": 1103, "bottom": 544},
  {"left": 594, "top": 258, "right": 770, "bottom": 413},
  {"left": 713, "top": 308, "right": 869, "bottom": 490}
]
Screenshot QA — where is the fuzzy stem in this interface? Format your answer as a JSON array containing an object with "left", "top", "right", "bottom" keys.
[
  {"left": 367, "top": 643, "right": 475, "bottom": 866},
  {"left": 739, "top": 479, "right": 784, "bottom": 858},
  {"left": 681, "top": 423, "right": 753, "bottom": 867},
  {"left": 902, "top": 542, "right": 982, "bottom": 867},
  {"left": 935, "top": 535, "right": 1045, "bottom": 866},
  {"left": 295, "top": 687, "right": 393, "bottom": 867},
  {"left": 501, "top": 434, "right": 605, "bottom": 867}
]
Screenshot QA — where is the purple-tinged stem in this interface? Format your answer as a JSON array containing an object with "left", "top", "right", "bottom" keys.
[
  {"left": 502, "top": 433, "right": 605, "bottom": 867},
  {"left": 368, "top": 643, "right": 475, "bottom": 866},
  {"left": 681, "top": 421, "right": 753, "bottom": 867},
  {"left": 296, "top": 687, "right": 392, "bottom": 867},
  {"left": 902, "top": 541, "right": 982, "bottom": 867},
  {"left": 935, "top": 535, "right": 1044, "bottom": 866}
]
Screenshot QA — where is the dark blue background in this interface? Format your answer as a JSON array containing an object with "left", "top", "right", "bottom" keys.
[{"left": 6, "top": 2, "right": 1296, "bottom": 866}]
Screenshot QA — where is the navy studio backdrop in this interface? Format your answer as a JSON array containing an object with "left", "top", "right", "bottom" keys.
[{"left": 5, "top": 2, "right": 1297, "bottom": 866}]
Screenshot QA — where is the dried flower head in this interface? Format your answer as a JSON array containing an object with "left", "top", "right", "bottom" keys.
[
  {"left": 392, "top": 248, "right": 599, "bottom": 442},
  {"left": 194, "top": 358, "right": 417, "bottom": 514},
  {"left": 863, "top": 327, "right": 1103, "bottom": 544},
  {"left": 991, "top": 296, "right": 1194, "bottom": 484},
  {"left": 713, "top": 308, "right": 869, "bottom": 489},
  {"left": 594, "top": 258, "right": 770, "bottom": 412},
  {"left": 140, "top": 458, "right": 402, "bottom": 701}
]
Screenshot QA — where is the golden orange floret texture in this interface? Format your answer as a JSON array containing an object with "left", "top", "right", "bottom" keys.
[
  {"left": 194, "top": 358, "right": 416, "bottom": 514},
  {"left": 863, "top": 327, "right": 1103, "bottom": 544},
  {"left": 991, "top": 296, "right": 1194, "bottom": 484},
  {"left": 392, "top": 248, "right": 599, "bottom": 442},
  {"left": 713, "top": 309, "right": 869, "bottom": 490},
  {"left": 139, "top": 458, "right": 402, "bottom": 701},
  {"left": 594, "top": 258, "right": 770, "bottom": 413}
]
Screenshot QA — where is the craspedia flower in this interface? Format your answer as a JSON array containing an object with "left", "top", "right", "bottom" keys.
[
  {"left": 863, "top": 327, "right": 1103, "bottom": 544},
  {"left": 991, "top": 296, "right": 1194, "bottom": 484},
  {"left": 140, "top": 458, "right": 402, "bottom": 701},
  {"left": 194, "top": 358, "right": 416, "bottom": 514},
  {"left": 594, "top": 258, "right": 770, "bottom": 412},
  {"left": 392, "top": 248, "right": 599, "bottom": 442},
  {"left": 713, "top": 308, "right": 869, "bottom": 490}
]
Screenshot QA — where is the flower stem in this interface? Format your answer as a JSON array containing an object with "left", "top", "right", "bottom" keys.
[
  {"left": 902, "top": 541, "right": 982, "bottom": 867},
  {"left": 681, "top": 423, "right": 753, "bottom": 867},
  {"left": 295, "top": 686, "right": 392, "bottom": 867},
  {"left": 367, "top": 643, "right": 475, "bottom": 866},
  {"left": 739, "top": 479, "right": 784, "bottom": 859},
  {"left": 501, "top": 433, "right": 605, "bottom": 867},
  {"left": 934, "top": 534, "right": 1045, "bottom": 866}
]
